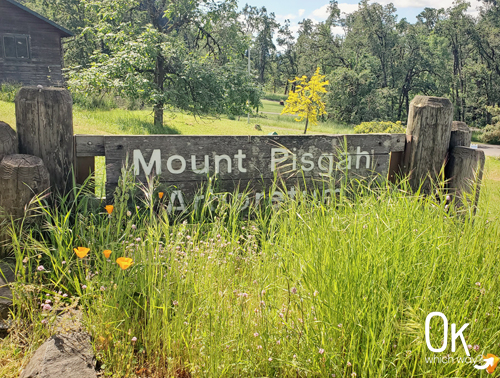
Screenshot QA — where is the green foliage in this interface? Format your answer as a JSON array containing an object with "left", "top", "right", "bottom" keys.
[
  {"left": 481, "top": 105, "right": 500, "bottom": 144},
  {"left": 6, "top": 172, "right": 500, "bottom": 377},
  {"left": 72, "top": 93, "right": 117, "bottom": 111},
  {"left": 0, "top": 83, "right": 21, "bottom": 102},
  {"left": 354, "top": 120, "right": 406, "bottom": 134}
]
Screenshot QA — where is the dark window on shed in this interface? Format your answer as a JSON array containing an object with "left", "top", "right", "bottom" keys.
[{"left": 3, "top": 35, "right": 30, "bottom": 59}]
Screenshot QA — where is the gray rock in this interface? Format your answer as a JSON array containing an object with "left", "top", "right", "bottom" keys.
[
  {"left": 20, "top": 332, "right": 97, "bottom": 378},
  {"left": 0, "top": 262, "right": 14, "bottom": 320}
]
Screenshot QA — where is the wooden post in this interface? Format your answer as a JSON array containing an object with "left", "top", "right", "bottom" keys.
[
  {"left": 404, "top": 96, "right": 453, "bottom": 193},
  {"left": 449, "top": 121, "right": 472, "bottom": 148},
  {"left": 15, "top": 87, "right": 73, "bottom": 195},
  {"left": 0, "top": 122, "right": 17, "bottom": 162},
  {"left": 445, "top": 147, "right": 485, "bottom": 208},
  {"left": 0, "top": 154, "right": 50, "bottom": 219}
]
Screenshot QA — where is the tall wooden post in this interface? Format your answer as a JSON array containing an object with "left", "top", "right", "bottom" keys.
[
  {"left": 404, "top": 96, "right": 453, "bottom": 193},
  {"left": 15, "top": 87, "right": 74, "bottom": 195}
]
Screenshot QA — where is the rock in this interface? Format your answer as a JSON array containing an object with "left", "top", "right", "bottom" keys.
[
  {"left": 0, "top": 262, "right": 14, "bottom": 320},
  {"left": 20, "top": 332, "right": 97, "bottom": 378}
]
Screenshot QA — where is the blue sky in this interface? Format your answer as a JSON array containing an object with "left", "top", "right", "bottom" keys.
[{"left": 239, "top": 0, "right": 482, "bottom": 35}]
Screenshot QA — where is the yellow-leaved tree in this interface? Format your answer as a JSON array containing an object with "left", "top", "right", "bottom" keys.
[{"left": 281, "top": 67, "right": 329, "bottom": 134}]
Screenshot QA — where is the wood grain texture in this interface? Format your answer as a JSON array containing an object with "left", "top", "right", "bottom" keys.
[
  {"left": 0, "top": 121, "right": 17, "bottom": 162},
  {"left": 446, "top": 146, "right": 485, "bottom": 207},
  {"left": 75, "top": 135, "right": 105, "bottom": 157},
  {"left": 16, "top": 87, "right": 73, "bottom": 195},
  {"left": 449, "top": 121, "right": 472, "bottom": 148},
  {"left": 404, "top": 96, "right": 453, "bottom": 193},
  {"left": 103, "top": 134, "right": 400, "bottom": 200},
  {"left": 0, "top": 154, "right": 50, "bottom": 219}
]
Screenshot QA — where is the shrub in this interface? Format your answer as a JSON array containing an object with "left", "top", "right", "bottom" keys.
[
  {"left": 481, "top": 105, "right": 500, "bottom": 145},
  {"left": 0, "top": 83, "right": 22, "bottom": 102},
  {"left": 354, "top": 120, "right": 406, "bottom": 134}
]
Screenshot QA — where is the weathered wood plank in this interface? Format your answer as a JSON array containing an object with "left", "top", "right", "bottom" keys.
[
  {"left": 0, "top": 121, "right": 17, "bottom": 161},
  {"left": 104, "top": 134, "right": 394, "bottom": 184},
  {"left": 449, "top": 121, "right": 472, "bottom": 148},
  {"left": 75, "top": 135, "right": 105, "bottom": 157}
]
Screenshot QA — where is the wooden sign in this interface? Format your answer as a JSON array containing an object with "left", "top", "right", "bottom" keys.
[{"left": 90, "top": 134, "right": 405, "bottom": 206}]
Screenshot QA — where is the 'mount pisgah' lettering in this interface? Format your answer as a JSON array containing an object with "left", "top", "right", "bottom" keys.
[{"left": 102, "top": 134, "right": 405, "bottom": 200}]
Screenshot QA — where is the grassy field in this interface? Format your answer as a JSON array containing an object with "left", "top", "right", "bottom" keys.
[
  {"left": 0, "top": 100, "right": 352, "bottom": 136},
  {"left": 1, "top": 96, "right": 500, "bottom": 377}
]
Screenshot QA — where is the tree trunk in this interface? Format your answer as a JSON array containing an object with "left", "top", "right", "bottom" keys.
[
  {"left": 303, "top": 118, "right": 309, "bottom": 134},
  {"left": 154, "top": 54, "right": 165, "bottom": 129}
]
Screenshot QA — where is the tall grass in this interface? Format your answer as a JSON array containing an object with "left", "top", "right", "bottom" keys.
[{"left": 5, "top": 173, "right": 500, "bottom": 377}]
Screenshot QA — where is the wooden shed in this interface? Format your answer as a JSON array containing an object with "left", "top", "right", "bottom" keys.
[{"left": 0, "top": 0, "right": 73, "bottom": 87}]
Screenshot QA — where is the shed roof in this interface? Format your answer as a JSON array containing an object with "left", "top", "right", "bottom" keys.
[{"left": 4, "top": 0, "right": 74, "bottom": 37}]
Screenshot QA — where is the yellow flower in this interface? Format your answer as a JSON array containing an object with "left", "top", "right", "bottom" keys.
[
  {"left": 105, "top": 205, "right": 114, "bottom": 214},
  {"left": 74, "top": 247, "right": 90, "bottom": 258},
  {"left": 116, "top": 257, "right": 133, "bottom": 270},
  {"left": 103, "top": 250, "right": 112, "bottom": 259},
  {"left": 158, "top": 192, "right": 164, "bottom": 199}
]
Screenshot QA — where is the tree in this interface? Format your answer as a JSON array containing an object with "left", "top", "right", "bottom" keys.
[
  {"left": 68, "top": 0, "right": 260, "bottom": 130},
  {"left": 281, "top": 68, "right": 329, "bottom": 134}
]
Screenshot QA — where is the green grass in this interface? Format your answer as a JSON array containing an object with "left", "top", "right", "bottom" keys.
[
  {"left": 3, "top": 175, "right": 500, "bottom": 377},
  {"left": 0, "top": 100, "right": 352, "bottom": 136}
]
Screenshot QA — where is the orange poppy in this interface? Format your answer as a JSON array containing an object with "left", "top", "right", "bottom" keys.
[
  {"left": 116, "top": 257, "right": 134, "bottom": 270},
  {"left": 158, "top": 192, "right": 164, "bottom": 199},
  {"left": 105, "top": 205, "right": 114, "bottom": 214},
  {"left": 103, "top": 250, "right": 112, "bottom": 259},
  {"left": 74, "top": 247, "right": 90, "bottom": 258}
]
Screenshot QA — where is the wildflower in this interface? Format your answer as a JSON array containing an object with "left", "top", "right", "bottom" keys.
[
  {"left": 45, "top": 299, "right": 51, "bottom": 304},
  {"left": 268, "top": 357, "right": 272, "bottom": 362},
  {"left": 116, "top": 257, "right": 134, "bottom": 270},
  {"left": 103, "top": 250, "right": 112, "bottom": 259},
  {"left": 238, "top": 293, "right": 249, "bottom": 298},
  {"left": 158, "top": 192, "right": 164, "bottom": 199},
  {"left": 468, "top": 344, "right": 472, "bottom": 349},
  {"left": 131, "top": 337, "right": 137, "bottom": 342},
  {"left": 347, "top": 362, "right": 352, "bottom": 367},
  {"left": 338, "top": 323, "right": 342, "bottom": 328},
  {"left": 319, "top": 348, "right": 325, "bottom": 354},
  {"left": 22, "top": 257, "right": 28, "bottom": 264},
  {"left": 131, "top": 224, "right": 137, "bottom": 230},
  {"left": 293, "top": 354, "right": 297, "bottom": 359},
  {"left": 105, "top": 205, "right": 114, "bottom": 214},
  {"left": 74, "top": 247, "right": 90, "bottom": 259},
  {"left": 62, "top": 261, "right": 66, "bottom": 265},
  {"left": 42, "top": 304, "right": 52, "bottom": 311},
  {"left": 474, "top": 345, "right": 480, "bottom": 352},
  {"left": 314, "top": 290, "right": 319, "bottom": 297},
  {"left": 37, "top": 265, "right": 45, "bottom": 271},
  {"left": 62, "top": 294, "right": 68, "bottom": 298},
  {"left": 173, "top": 300, "right": 178, "bottom": 306},
  {"left": 291, "top": 287, "right": 297, "bottom": 294},
  {"left": 135, "top": 238, "right": 141, "bottom": 242},
  {"left": 257, "top": 345, "right": 263, "bottom": 350},
  {"left": 276, "top": 340, "right": 280, "bottom": 345},
  {"left": 351, "top": 373, "right": 357, "bottom": 377},
  {"left": 81, "top": 285, "right": 87, "bottom": 290},
  {"left": 254, "top": 332, "right": 259, "bottom": 337},
  {"left": 126, "top": 210, "right": 132, "bottom": 217},
  {"left": 476, "top": 282, "right": 481, "bottom": 287},
  {"left": 100, "top": 286, "right": 105, "bottom": 291},
  {"left": 41, "top": 319, "right": 48, "bottom": 324}
]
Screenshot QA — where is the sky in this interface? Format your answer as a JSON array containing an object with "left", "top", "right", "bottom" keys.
[{"left": 238, "top": 0, "right": 483, "bottom": 35}]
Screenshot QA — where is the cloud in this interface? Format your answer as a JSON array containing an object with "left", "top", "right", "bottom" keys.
[
  {"left": 298, "top": 9, "right": 305, "bottom": 17},
  {"left": 310, "top": 3, "right": 359, "bottom": 22},
  {"left": 370, "top": 0, "right": 482, "bottom": 15},
  {"left": 276, "top": 13, "right": 298, "bottom": 21}
]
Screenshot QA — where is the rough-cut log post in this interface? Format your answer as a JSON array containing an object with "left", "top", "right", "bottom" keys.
[
  {"left": 15, "top": 87, "right": 73, "bottom": 195},
  {"left": 404, "top": 96, "right": 453, "bottom": 193},
  {"left": 449, "top": 121, "right": 472, "bottom": 148},
  {"left": 0, "top": 154, "right": 50, "bottom": 219},
  {"left": 445, "top": 147, "right": 485, "bottom": 208},
  {"left": 0, "top": 122, "right": 17, "bottom": 162}
]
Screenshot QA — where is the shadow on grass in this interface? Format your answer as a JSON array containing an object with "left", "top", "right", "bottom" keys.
[{"left": 117, "top": 116, "right": 180, "bottom": 135}]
